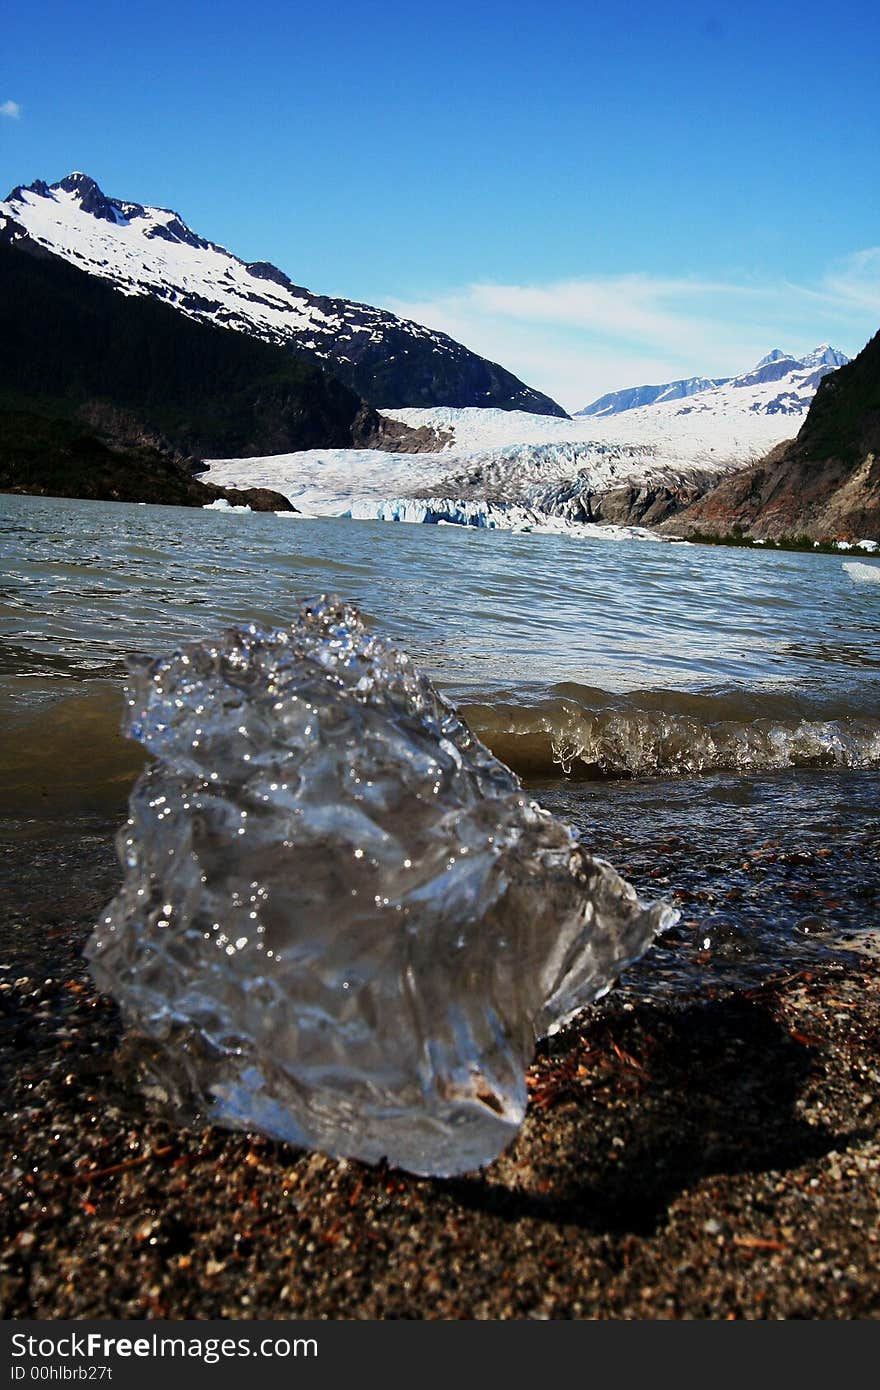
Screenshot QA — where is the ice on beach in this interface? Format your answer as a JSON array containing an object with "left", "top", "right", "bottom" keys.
[{"left": 87, "top": 597, "right": 674, "bottom": 1176}]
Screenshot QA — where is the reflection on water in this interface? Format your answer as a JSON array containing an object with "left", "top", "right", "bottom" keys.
[{"left": 0, "top": 680, "right": 146, "bottom": 817}]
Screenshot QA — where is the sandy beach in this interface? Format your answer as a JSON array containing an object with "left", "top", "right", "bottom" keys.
[{"left": 2, "top": 817, "right": 878, "bottom": 1321}]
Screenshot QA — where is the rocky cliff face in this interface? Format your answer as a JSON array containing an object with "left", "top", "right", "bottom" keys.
[{"left": 666, "top": 331, "right": 880, "bottom": 541}]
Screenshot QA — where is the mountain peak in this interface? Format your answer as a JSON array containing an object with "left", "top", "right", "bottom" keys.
[
  {"left": 753, "top": 345, "right": 850, "bottom": 373},
  {"left": 5, "top": 170, "right": 104, "bottom": 203},
  {"left": 755, "top": 348, "right": 792, "bottom": 369},
  {"left": 50, "top": 171, "right": 124, "bottom": 224},
  {"left": 53, "top": 171, "right": 103, "bottom": 195},
  {"left": 576, "top": 344, "right": 851, "bottom": 420},
  {"left": 800, "top": 344, "right": 850, "bottom": 370},
  {"left": 5, "top": 177, "right": 50, "bottom": 204}
]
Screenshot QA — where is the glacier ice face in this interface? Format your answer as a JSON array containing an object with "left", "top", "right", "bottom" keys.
[
  {"left": 346, "top": 495, "right": 540, "bottom": 530},
  {"left": 87, "top": 597, "right": 674, "bottom": 1176}
]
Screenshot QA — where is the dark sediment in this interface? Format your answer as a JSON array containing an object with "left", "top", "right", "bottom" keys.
[{"left": 1, "top": 819, "right": 879, "bottom": 1320}]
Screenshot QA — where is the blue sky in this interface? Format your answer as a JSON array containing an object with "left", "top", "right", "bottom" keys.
[{"left": 2, "top": 0, "right": 879, "bottom": 409}]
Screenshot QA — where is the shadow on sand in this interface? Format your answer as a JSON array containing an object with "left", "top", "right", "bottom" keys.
[{"left": 443, "top": 993, "right": 858, "bottom": 1237}]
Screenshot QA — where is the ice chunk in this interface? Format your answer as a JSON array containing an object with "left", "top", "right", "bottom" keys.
[
  {"left": 87, "top": 596, "right": 674, "bottom": 1176},
  {"left": 202, "top": 498, "right": 252, "bottom": 512},
  {"left": 843, "top": 561, "right": 880, "bottom": 585}
]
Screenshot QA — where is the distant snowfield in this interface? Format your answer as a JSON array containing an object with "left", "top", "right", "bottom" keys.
[{"left": 203, "top": 396, "right": 801, "bottom": 538}]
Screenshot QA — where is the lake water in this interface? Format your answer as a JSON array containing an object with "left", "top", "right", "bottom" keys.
[{"left": 2, "top": 492, "right": 878, "bottom": 995}]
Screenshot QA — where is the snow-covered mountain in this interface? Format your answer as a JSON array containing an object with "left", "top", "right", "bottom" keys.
[
  {"left": 578, "top": 374, "right": 732, "bottom": 417},
  {"left": 756, "top": 346, "right": 849, "bottom": 371},
  {"left": 0, "top": 173, "right": 565, "bottom": 417},
  {"left": 576, "top": 346, "right": 850, "bottom": 418}
]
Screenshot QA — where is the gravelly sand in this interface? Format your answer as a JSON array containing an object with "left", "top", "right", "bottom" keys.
[{"left": 2, "top": 822, "right": 879, "bottom": 1320}]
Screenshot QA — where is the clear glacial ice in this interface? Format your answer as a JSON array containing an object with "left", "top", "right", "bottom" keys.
[{"left": 87, "top": 596, "right": 675, "bottom": 1176}]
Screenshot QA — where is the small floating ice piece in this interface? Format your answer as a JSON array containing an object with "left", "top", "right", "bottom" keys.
[
  {"left": 202, "top": 498, "right": 252, "bottom": 512},
  {"left": 843, "top": 560, "right": 880, "bottom": 585},
  {"left": 87, "top": 596, "right": 674, "bottom": 1176}
]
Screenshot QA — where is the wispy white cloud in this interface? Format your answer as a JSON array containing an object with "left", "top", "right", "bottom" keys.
[
  {"left": 459, "top": 276, "right": 758, "bottom": 351},
  {"left": 818, "top": 248, "right": 880, "bottom": 315},
  {"left": 0, "top": 99, "right": 21, "bottom": 119},
  {"left": 387, "top": 259, "right": 879, "bottom": 412}
]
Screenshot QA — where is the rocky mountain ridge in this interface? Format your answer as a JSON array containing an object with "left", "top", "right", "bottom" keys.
[
  {"left": 577, "top": 346, "right": 850, "bottom": 419},
  {"left": 2, "top": 173, "right": 566, "bottom": 417}
]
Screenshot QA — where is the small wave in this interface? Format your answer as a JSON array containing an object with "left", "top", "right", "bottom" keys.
[
  {"left": 464, "top": 692, "right": 880, "bottom": 779},
  {"left": 4, "top": 682, "right": 879, "bottom": 813}
]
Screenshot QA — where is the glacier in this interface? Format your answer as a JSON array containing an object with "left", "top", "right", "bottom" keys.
[{"left": 201, "top": 405, "right": 759, "bottom": 541}]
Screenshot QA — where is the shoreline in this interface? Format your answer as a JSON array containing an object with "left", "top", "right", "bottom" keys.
[{"left": 2, "top": 820, "right": 878, "bottom": 1319}]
